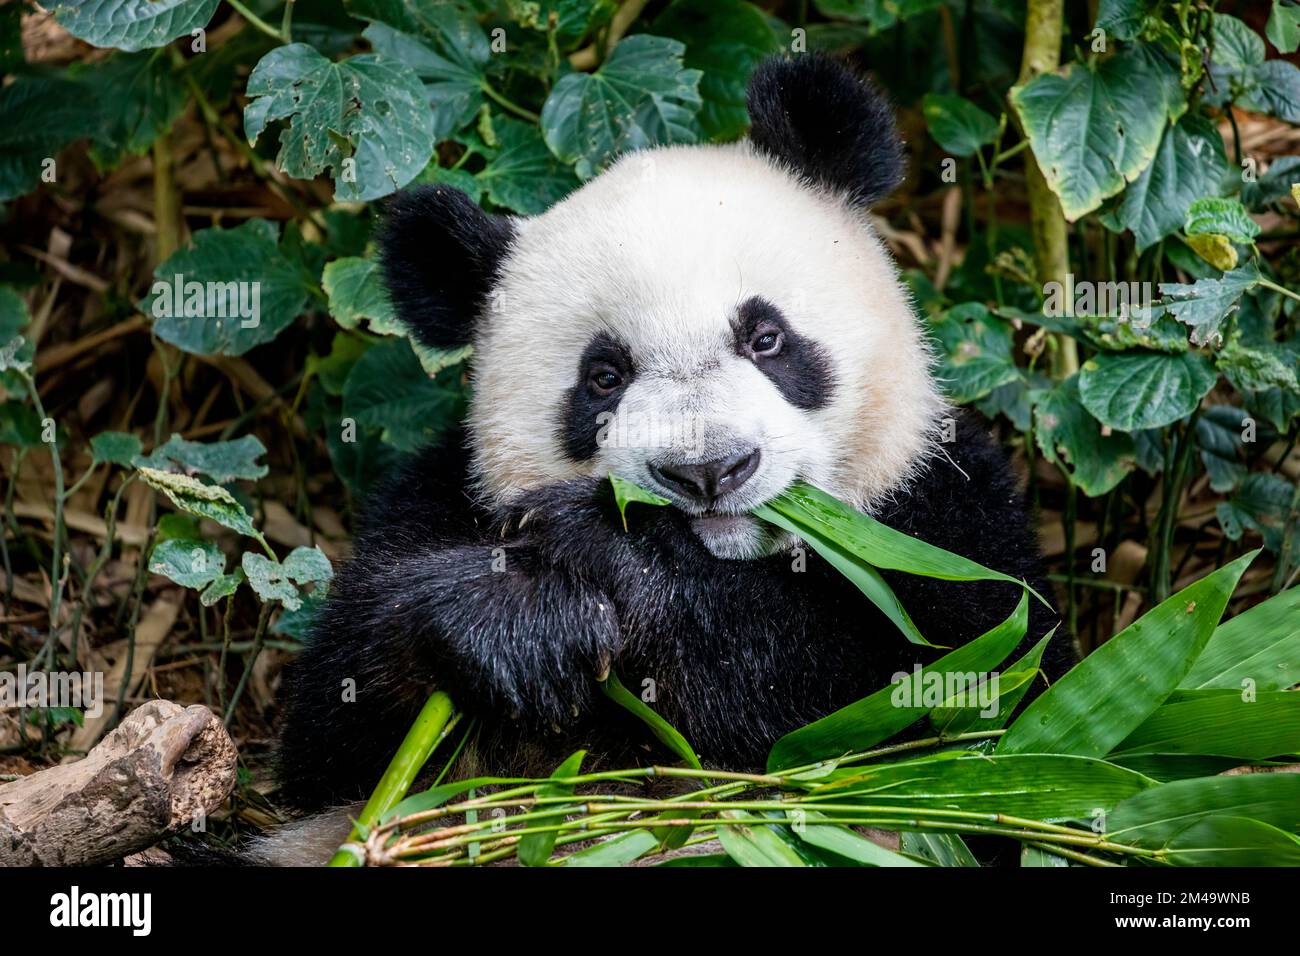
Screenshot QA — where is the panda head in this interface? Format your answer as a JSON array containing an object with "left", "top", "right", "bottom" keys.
[{"left": 381, "top": 55, "right": 945, "bottom": 560}]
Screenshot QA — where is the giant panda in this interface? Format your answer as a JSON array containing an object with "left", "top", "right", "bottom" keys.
[{"left": 273, "top": 54, "right": 1075, "bottom": 824}]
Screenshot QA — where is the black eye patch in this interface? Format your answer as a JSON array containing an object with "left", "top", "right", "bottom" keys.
[
  {"left": 732, "top": 297, "right": 834, "bottom": 411},
  {"left": 559, "top": 332, "right": 635, "bottom": 461}
]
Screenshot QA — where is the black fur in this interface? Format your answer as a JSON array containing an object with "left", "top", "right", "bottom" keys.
[
  {"left": 560, "top": 332, "right": 636, "bottom": 461},
  {"left": 276, "top": 415, "right": 1073, "bottom": 811},
  {"left": 732, "top": 296, "right": 835, "bottom": 410},
  {"left": 746, "top": 54, "right": 905, "bottom": 206},
  {"left": 378, "top": 186, "right": 516, "bottom": 349}
]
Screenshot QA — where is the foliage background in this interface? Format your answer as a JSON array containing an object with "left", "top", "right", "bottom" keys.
[{"left": 0, "top": 0, "right": 1297, "bottom": 850}]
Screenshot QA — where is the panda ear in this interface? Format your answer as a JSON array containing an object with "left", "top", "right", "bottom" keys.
[
  {"left": 379, "top": 186, "right": 516, "bottom": 349},
  {"left": 745, "top": 54, "right": 905, "bottom": 207}
]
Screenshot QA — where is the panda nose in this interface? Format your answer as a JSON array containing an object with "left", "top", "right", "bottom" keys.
[{"left": 651, "top": 448, "right": 761, "bottom": 504}]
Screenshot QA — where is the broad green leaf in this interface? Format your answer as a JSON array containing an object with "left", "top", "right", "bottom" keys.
[
  {"left": 1195, "top": 405, "right": 1249, "bottom": 493},
  {"left": 137, "top": 467, "right": 258, "bottom": 538},
  {"left": 766, "top": 593, "right": 1028, "bottom": 771},
  {"left": 930, "top": 302, "right": 1020, "bottom": 404},
  {"left": 149, "top": 537, "right": 225, "bottom": 589},
  {"left": 244, "top": 44, "right": 435, "bottom": 201},
  {"left": 1095, "top": 0, "right": 1152, "bottom": 41},
  {"left": 1215, "top": 472, "right": 1296, "bottom": 554},
  {"left": 0, "top": 402, "right": 42, "bottom": 448},
  {"left": 351, "top": 0, "right": 492, "bottom": 141},
  {"left": 807, "top": 753, "right": 1155, "bottom": 820},
  {"left": 1107, "top": 773, "right": 1300, "bottom": 846},
  {"left": 794, "top": 814, "right": 929, "bottom": 866},
  {"left": 1110, "top": 690, "right": 1300, "bottom": 759},
  {"left": 1213, "top": 14, "right": 1266, "bottom": 72},
  {"left": 0, "top": 76, "right": 100, "bottom": 201},
  {"left": 341, "top": 336, "right": 465, "bottom": 452},
  {"left": 242, "top": 552, "right": 304, "bottom": 611},
  {"left": 282, "top": 546, "right": 334, "bottom": 586},
  {"left": 133, "top": 433, "right": 268, "bottom": 483},
  {"left": 1010, "top": 44, "right": 1183, "bottom": 221},
  {"left": 200, "top": 569, "right": 244, "bottom": 607},
  {"left": 1077, "top": 350, "right": 1217, "bottom": 430},
  {"left": 716, "top": 812, "right": 807, "bottom": 867},
  {"left": 70, "top": 52, "right": 187, "bottom": 170},
  {"left": 1162, "top": 816, "right": 1300, "bottom": 866},
  {"left": 518, "top": 750, "right": 586, "bottom": 867},
  {"left": 540, "top": 35, "right": 703, "bottom": 180},
  {"left": 322, "top": 256, "right": 404, "bottom": 336},
  {"left": 600, "top": 670, "right": 700, "bottom": 769},
  {"left": 1268, "top": 0, "right": 1300, "bottom": 54},
  {"left": 89, "top": 431, "right": 142, "bottom": 467},
  {"left": 52, "top": 0, "right": 219, "bottom": 52},
  {"left": 143, "top": 219, "right": 313, "bottom": 356},
  {"left": 609, "top": 474, "right": 670, "bottom": 531},
  {"left": 1154, "top": 264, "right": 1263, "bottom": 347},
  {"left": 1239, "top": 60, "right": 1300, "bottom": 124},
  {"left": 1183, "top": 586, "right": 1300, "bottom": 691},
  {"left": 998, "top": 553, "right": 1257, "bottom": 757},
  {"left": 1032, "top": 375, "right": 1136, "bottom": 496},
  {"left": 474, "top": 116, "right": 579, "bottom": 215},
  {"left": 921, "top": 93, "right": 999, "bottom": 157},
  {"left": 1185, "top": 196, "right": 1261, "bottom": 244},
  {"left": 652, "top": 0, "right": 781, "bottom": 141},
  {"left": 1115, "top": 113, "right": 1230, "bottom": 252}
]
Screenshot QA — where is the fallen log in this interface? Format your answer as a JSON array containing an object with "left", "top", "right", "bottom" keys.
[{"left": 0, "top": 700, "right": 236, "bottom": 866}]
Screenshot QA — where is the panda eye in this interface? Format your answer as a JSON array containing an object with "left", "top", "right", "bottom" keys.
[
  {"left": 589, "top": 367, "right": 623, "bottom": 395},
  {"left": 750, "top": 327, "right": 783, "bottom": 357}
]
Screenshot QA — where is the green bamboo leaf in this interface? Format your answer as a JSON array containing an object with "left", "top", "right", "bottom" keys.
[
  {"left": 794, "top": 813, "right": 929, "bottom": 867},
  {"left": 600, "top": 670, "right": 700, "bottom": 769},
  {"left": 518, "top": 750, "right": 586, "bottom": 867},
  {"left": 383, "top": 774, "right": 532, "bottom": 823},
  {"left": 137, "top": 467, "right": 258, "bottom": 538},
  {"left": 562, "top": 830, "right": 661, "bottom": 867},
  {"left": 998, "top": 552, "right": 1258, "bottom": 757},
  {"left": 767, "top": 593, "right": 1028, "bottom": 771},
  {"left": 716, "top": 811, "right": 808, "bottom": 866},
  {"left": 1107, "top": 773, "right": 1300, "bottom": 846},
  {"left": 608, "top": 474, "right": 670, "bottom": 532},
  {"left": 1161, "top": 816, "right": 1300, "bottom": 866},
  {"left": 1021, "top": 845, "right": 1070, "bottom": 866},
  {"left": 1182, "top": 585, "right": 1300, "bottom": 691},
  {"left": 900, "top": 832, "right": 979, "bottom": 867},
  {"left": 1109, "top": 690, "right": 1300, "bottom": 760},
  {"left": 805, "top": 753, "right": 1154, "bottom": 820}
]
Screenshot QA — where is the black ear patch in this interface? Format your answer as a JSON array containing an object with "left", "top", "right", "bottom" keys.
[
  {"left": 378, "top": 186, "right": 516, "bottom": 349},
  {"left": 746, "top": 54, "right": 904, "bottom": 206}
]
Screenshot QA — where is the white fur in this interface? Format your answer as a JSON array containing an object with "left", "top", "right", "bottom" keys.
[{"left": 467, "top": 142, "right": 945, "bottom": 557}]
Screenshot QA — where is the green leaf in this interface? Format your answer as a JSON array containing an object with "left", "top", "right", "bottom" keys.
[
  {"left": 652, "top": 0, "right": 781, "bottom": 141},
  {"left": 1185, "top": 196, "right": 1261, "bottom": 245},
  {"left": 998, "top": 552, "right": 1257, "bottom": 757},
  {"left": 322, "top": 256, "right": 404, "bottom": 336},
  {"left": 1110, "top": 690, "right": 1300, "bottom": 760},
  {"left": 766, "top": 593, "right": 1028, "bottom": 771},
  {"left": 1077, "top": 350, "right": 1217, "bottom": 431},
  {"left": 1162, "top": 816, "right": 1300, "bottom": 866},
  {"left": 137, "top": 467, "right": 258, "bottom": 538},
  {"left": 600, "top": 670, "right": 700, "bottom": 769},
  {"left": 540, "top": 34, "right": 703, "bottom": 180},
  {"left": 200, "top": 569, "right": 244, "bottom": 607},
  {"left": 143, "top": 219, "right": 313, "bottom": 356},
  {"left": 1216, "top": 472, "right": 1296, "bottom": 554},
  {"left": 244, "top": 44, "right": 435, "bottom": 202},
  {"left": 958, "top": 631, "right": 1054, "bottom": 733},
  {"left": 1115, "top": 113, "right": 1230, "bottom": 252},
  {"left": 563, "top": 830, "right": 661, "bottom": 867},
  {"left": 149, "top": 537, "right": 225, "bottom": 590},
  {"left": 134, "top": 433, "right": 268, "bottom": 483},
  {"left": 1010, "top": 44, "right": 1183, "bottom": 221},
  {"left": 1268, "top": 1, "right": 1300, "bottom": 54},
  {"left": 341, "top": 336, "right": 465, "bottom": 452},
  {"left": 89, "top": 431, "right": 142, "bottom": 467},
  {"left": 809, "top": 752, "right": 1155, "bottom": 820},
  {"left": 518, "top": 750, "right": 586, "bottom": 867},
  {"left": 1239, "top": 60, "right": 1300, "bottom": 124},
  {"left": 52, "top": 0, "right": 219, "bottom": 52},
  {"left": 716, "top": 812, "right": 807, "bottom": 867},
  {"left": 1195, "top": 405, "right": 1250, "bottom": 493},
  {"left": 1153, "top": 264, "right": 1263, "bottom": 347},
  {"left": 1032, "top": 375, "right": 1136, "bottom": 496},
  {"left": 282, "top": 546, "right": 334, "bottom": 587},
  {"left": 1182, "top": 585, "right": 1300, "bottom": 692},
  {"left": 0, "top": 402, "right": 42, "bottom": 448},
  {"left": 921, "top": 93, "right": 999, "bottom": 157},
  {"left": 1095, "top": 0, "right": 1152, "bottom": 41},
  {"left": 1107, "top": 773, "right": 1300, "bottom": 846},
  {"left": 608, "top": 474, "right": 670, "bottom": 531},
  {"left": 899, "top": 832, "right": 979, "bottom": 867},
  {"left": 474, "top": 116, "right": 579, "bottom": 215},
  {"left": 1243, "top": 155, "right": 1300, "bottom": 210},
  {"left": 242, "top": 552, "right": 304, "bottom": 611},
  {"left": 794, "top": 814, "right": 929, "bottom": 867},
  {"left": 929, "top": 302, "right": 1020, "bottom": 404},
  {"left": 1213, "top": 14, "right": 1266, "bottom": 72},
  {"left": 0, "top": 76, "right": 101, "bottom": 202},
  {"left": 351, "top": 0, "right": 492, "bottom": 141},
  {"left": 69, "top": 52, "right": 187, "bottom": 171}
]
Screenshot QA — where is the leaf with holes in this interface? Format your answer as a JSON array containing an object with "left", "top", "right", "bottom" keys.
[
  {"left": 1153, "top": 264, "right": 1263, "bottom": 347},
  {"left": 242, "top": 552, "right": 303, "bottom": 611},
  {"left": 138, "top": 467, "right": 258, "bottom": 538}
]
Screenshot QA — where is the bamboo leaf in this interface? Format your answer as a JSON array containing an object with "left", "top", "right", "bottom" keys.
[
  {"left": 518, "top": 750, "right": 586, "bottom": 867},
  {"left": 1109, "top": 690, "right": 1300, "bottom": 760},
  {"left": 1161, "top": 816, "right": 1300, "bottom": 866},
  {"left": 1182, "top": 585, "right": 1300, "bottom": 691},
  {"left": 1107, "top": 773, "right": 1300, "bottom": 846}
]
